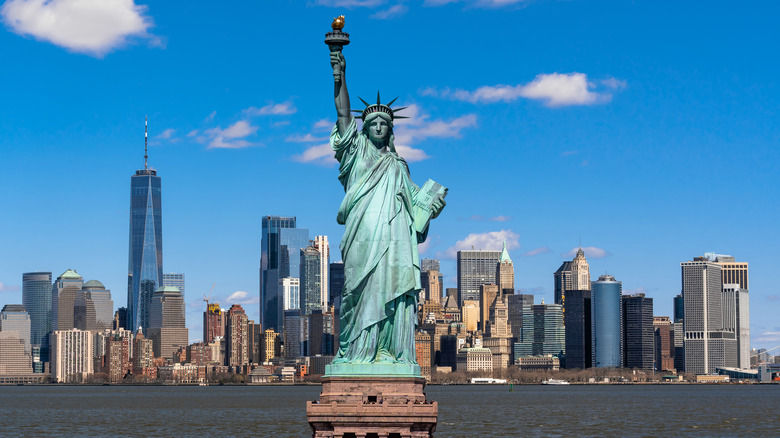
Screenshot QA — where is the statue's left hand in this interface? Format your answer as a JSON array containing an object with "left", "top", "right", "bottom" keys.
[{"left": 431, "top": 197, "right": 446, "bottom": 219}]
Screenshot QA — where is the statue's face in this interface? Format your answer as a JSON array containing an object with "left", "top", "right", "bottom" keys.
[{"left": 366, "top": 116, "right": 390, "bottom": 143}]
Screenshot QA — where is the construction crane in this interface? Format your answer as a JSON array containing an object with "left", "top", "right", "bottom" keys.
[{"left": 202, "top": 283, "right": 216, "bottom": 308}]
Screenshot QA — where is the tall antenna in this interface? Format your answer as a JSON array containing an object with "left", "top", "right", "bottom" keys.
[{"left": 144, "top": 115, "right": 148, "bottom": 170}]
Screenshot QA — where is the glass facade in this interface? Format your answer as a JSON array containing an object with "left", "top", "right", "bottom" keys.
[
  {"left": 127, "top": 169, "right": 163, "bottom": 332},
  {"left": 513, "top": 303, "right": 565, "bottom": 358},
  {"left": 0, "top": 304, "right": 32, "bottom": 352},
  {"left": 22, "top": 272, "right": 52, "bottom": 351},
  {"left": 563, "top": 289, "right": 591, "bottom": 369},
  {"left": 591, "top": 275, "right": 622, "bottom": 368},
  {"left": 457, "top": 250, "right": 501, "bottom": 307},
  {"left": 300, "top": 246, "right": 322, "bottom": 315}
]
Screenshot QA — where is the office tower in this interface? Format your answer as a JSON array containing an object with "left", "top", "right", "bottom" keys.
[
  {"left": 260, "top": 216, "right": 308, "bottom": 331},
  {"left": 22, "top": 272, "right": 53, "bottom": 352},
  {"left": 622, "top": 293, "right": 654, "bottom": 371},
  {"left": 713, "top": 255, "right": 750, "bottom": 369},
  {"left": 308, "top": 308, "right": 335, "bottom": 356},
  {"left": 260, "top": 328, "right": 281, "bottom": 362},
  {"left": 147, "top": 286, "right": 188, "bottom": 359},
  {"left": 329, "top": 262, "right": 345, "bottom": 308},
  {"left": 50, "top": 329, "right": 93, "bottom": 383},
  {"left": 283, "top": 310, "right": 307, "bottom": 358},
  {"left": 0, "top": 305, "right": 31, "bottom": 352},
  {"left": 421, "top": 270, "right": 442, "bottom": 304},
  {"left": 226, "top": 304, "right": 248, "bottom": 366},
  {"left": 673, "top": 294, "right": 684, "bottom": 323},
  {"left": 653, "top": 316, "right": 674, "bottom": 371},
  {"left": 162, "top": 273, "right": 185, "bottom": 297},
  {"left": 497, "top": 241, "right": 515, "bottom": 295},
  {"left": 591, "top": 275, "right": 622, "bottom": 368},
  {"left": 553, "top": 261, "right": 573, "bottom": 307},
  {"left": 127, "top": 126, "right": 164, "bottom": 333},
  {"left": 314, "top": 236, "right": 330, "bottom": 310},
  {"left": 457, "top": 250, "right": 501, "bottom": 307},
  {"left": 415, "top": 331, "right": 432, "bottom": 379},
  {"left": 487, "top": 296, "right": 511, "bottom": 338},
  {"left": 53, "top": 269, "right": 83, "bottom": 331},
  {"left": 300, "top": 245, "right": 322, "bottom": 315},
  {"left": 571, "top": 248, "right": 591, "bottom": 290},
  {"left": 421, "top": 258, "right": 440, "bottom": 273},
  {"left": 681, "top": 256, "right": 738, "bottom": 374},
  {"left": 513, "top": 302, "right": 565, "bottom": 358},
  {"left": 461, "top": 300, "right": 479, "bottom": 332},
  {"left": 0, "top": 333, "right": 33, "bottom": 376},
  {"left": 672, "top": 321, "right": 684, "bottom": 371},
  {"left": 563, "top": 290, "right": 591, "bottom": 369},
  {"left": 480, "top": 284, "right": 499, "bottom": 332},
  {"left": 133, "top": 329, "right": 154, "bottom": 371},
  {"left": 203, "top": 303, "right": 224, "bottom": 343},
  {"left": 104, "top": 334, "right": 131, "bottom": 383},
  {"left": 246, "top": 321, "right": 260, "bottom": 363},
  {"left": 76, "top": 280, "right": 113, "bottom": 331},
  {"left": 506, "top": 294, "right": 532, "bottom": 341},
  {"left": 281, "top": 277, "right": 301, "bottom": 311}
]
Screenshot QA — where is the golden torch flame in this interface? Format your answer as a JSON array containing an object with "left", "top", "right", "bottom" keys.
[{"left": 331, "top": 15, "right": 345, "bottom": 31}]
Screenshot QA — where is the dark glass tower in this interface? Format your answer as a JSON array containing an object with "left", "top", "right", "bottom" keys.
[
  {"left": 22, "top": 272, "right": 53, "bottom": 350},
  {"left": 127, "top": 121, "right": 163, "bottom": 333}
]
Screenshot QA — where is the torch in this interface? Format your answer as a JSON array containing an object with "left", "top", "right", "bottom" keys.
[{"left": 325, "top": 15, "right": 350, "bottom": 83}]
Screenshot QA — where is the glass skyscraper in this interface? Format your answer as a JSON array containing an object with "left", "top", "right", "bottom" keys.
[
  {"left": 260, "top": 216, "right": 309, "bottom": 331},
  {"left": 127, "top": 160, "right": 163, "bottom": 333},
  {"left": 457, "top": 250, "right": 501, "bottom": 307},
  {"left": 22, "top": 272, "right": 53, "bottom": 350},
  {"left": 591, "top": 274, "right": 623, "bottom": 368}
]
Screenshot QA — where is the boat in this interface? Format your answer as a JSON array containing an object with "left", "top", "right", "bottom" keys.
[{"left": 542, "top": 378, "right": 570, "bottom": 385}]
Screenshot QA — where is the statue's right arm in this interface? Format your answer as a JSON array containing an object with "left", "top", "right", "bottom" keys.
[{"left": 331, "top": 51, "right": 353, "bottom": 136}]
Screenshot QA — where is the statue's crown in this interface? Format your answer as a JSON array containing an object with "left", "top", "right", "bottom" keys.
[{"left": 353, "top": 92, "right": 407, "bottom": 121}]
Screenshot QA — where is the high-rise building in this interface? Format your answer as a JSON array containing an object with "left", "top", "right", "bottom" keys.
[
  {"left": 314, "top": 236, "right": 330, "bottom": 310},
  {"left": 513, "top": 302, "right": 565, "bottom": 358},
  {"left": 673, "top": 294, "right": 684, "bottom": 323},
  {"left": 260, "top": 328, "right": 281, "bottom": 362},
  {"left": 415, "top": 331, "right": 432, "bottom": 379},
  {"left": 553, "top": 261, "right": 573, "bottom": 307},
  {"left": 147, "top": 286, "right": 188, "bottom": 359},
  {"left": 497, "top": 241, "right": 515, "bottom": 295},
  {"left": 421, "top": 258, "right": 440, "bottom": 273},
  {"left": 162, "top": 273, "right": 185, "bottom": 297},
  {"left": 571, "top": 248, "right": 591, "bottom": 291},
  {"left": 681, "top": 256, "right": 738, "bottom": 374},
  {"left": 487, "top": 296, "right": 511, "bottom": 338},
  {"left": 461, "top": 300, "right": 479, "bottom": 332},
  {"left": 247, "top": 321, "right": 261, "bottom": 363},
  {"left": 226, "top": 304, "right": 248, "bottom": 366},
  {"left": 329, "top": 262, "right": 345, "bottom": 308},
  {"left": 53, "top": 269, "right": 83, "bottom": 331},
  {"left": 128, "top": 126, "right": 163, "bottom": 334},
  {"left": 506, "top": 294, "right": 533, "bottom": 341},
  {"left": 281, "top": 277, "right": 301, "bottom": 311},
  {"left": 0, "top": 305, "right": 32, "bottom": 352},
  {"left": 421, "top": 270, "right": 442, "bottom": 304},
  {"left": 653, "top": 316, "right": 674, "bottom": 371},
  {"left": 308, "top": 308, "right": 335, "bottom": 356},
  {"left": 622, "top": 293, "right": 654, "bottom": 371},
  {"left": 76, "top": 280, "right": 113, "bottom": 331},
  {"left": 0, "top": 333, "right": 33, "bottom": 376},
  {"left": 300, "top": 245, "right": 322, "bottom": 315},
  {"left": 50, "top": 328, "right": 93, "bottom": 383},
  {"left": 479, "top": 284, "right": 499, "bottom": 332},
  {"left": 283, "top": 310, "right": 307, "bottom": 358},
  {"left": 563, "top": 290, "right": 591, "bottom": 369},
  {"left": 133, "top": 329, "right": 154, "bottom": 373},
  {"left": 22, "top": 272, "right": 52, "bottom": 353},
  {"left": 672, "top": 321, "right": 684, "bottom": 371},
  {"left": 457, "top": 250, "right": 501, "bottom": 307},
  {"left": 591, "top": 275, "right": 622, "bottom": 368},
  {"left": 203, "top": 303, "right": 224, "bottom": 343},
  {"left": 113, "top": 307, "right": 128, "bottom": 330},
  {"left": 713, "top": 255, "right": 750, "bottom": 369},
  {"left": 260, "top": 216, "right": 308, "bottom": 332}
]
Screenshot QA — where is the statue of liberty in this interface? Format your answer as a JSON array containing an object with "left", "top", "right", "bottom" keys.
[{"left": 327, "top": 34, "right": 447, "bottom": 375}]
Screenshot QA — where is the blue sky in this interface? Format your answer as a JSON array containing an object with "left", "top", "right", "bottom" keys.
[{"left": 1, "top": 1, "right": 778, "bottom": 350}]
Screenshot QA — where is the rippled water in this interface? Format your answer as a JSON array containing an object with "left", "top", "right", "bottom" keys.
[{"left": 1, "top": 384, "right": 777, "bottom": 437}]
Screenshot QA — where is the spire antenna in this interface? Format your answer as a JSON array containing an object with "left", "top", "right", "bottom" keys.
[{"left": 144, "top": 116, "right": 148, "bottom": 170}]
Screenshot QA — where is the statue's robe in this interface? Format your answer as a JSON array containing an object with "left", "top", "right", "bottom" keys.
[{"left": 331, "top": 119, "right": 424, "bottom": 364}]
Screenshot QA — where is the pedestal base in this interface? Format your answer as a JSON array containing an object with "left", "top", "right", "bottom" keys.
[{"left": 306, "top": 376, "right": 437, "bottom": 438}]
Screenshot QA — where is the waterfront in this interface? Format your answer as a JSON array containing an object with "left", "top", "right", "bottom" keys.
[{"left": 1, "top": 385, "right": 777, "bottom": 437}]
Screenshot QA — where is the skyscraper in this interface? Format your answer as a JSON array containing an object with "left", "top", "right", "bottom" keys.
[
  {"left": 480, "top": 284, "right": 499, "bottom": 332},
  {"left": 77, "top": 280, "right": 113, "bottom": 331},
  {"left": 226, "top": 304, "right": 248, "bottom": 366},
  {"left": 591, "top": 274, "right": 622, "bottom": 368},
  {"left": 162, "top": 273, "right": 185, "bottom": 297},
  {"left": 571, "top": 248, "right": 591, "bottom": 291},
  {"left": 128, "top": 122, "right": 163, "bottom": 333},
  {"left": 553, "top": 261, "right": 573, "bottom": 307},
  {"left": 147, "top": 286, "right": 187, "bottom": 359},
  {"left": 203, "top": 303, "right": 223, "bottom": 344},
  {"left": 681, "top": 256, "right": 738, "bottom": 374},
  {"left": 563, "top": 289, "right": 591, "bottom": 369},
  {"left": 673, "top": 294, "right": 684, "bottom": 323},
  {"left": 314, "top": 236, "right": 330, "bottom": 310},
  {"left": 50, "top": 329, "right": 93, "bottom": 383},
  {"left": 329, "top": 262, "right": 345, "bottom": 309},
  {"left": 22, "top": 272, "right": 52, "bottom": 352},
  {"left": 0, "top": 305, "right": 32, "bottom": 352},
  {"left": 457, "top": 250, "right": 501, "bottom": 307},
  {"left": 300, "top": 245, "right": 322, "bottom": 315},
  {"left": 712, "top": 255, "right": 750, "bottom": 369},
  {"left": 420, "top": 270, "right": 442, "bottom": 304},
  {"left": 497, "top": 241, "right": 515, "bottom": 295},
  {"left": 53, "top": 269, "right": 83, "bottom": 331},
  {"left": 281, "top": 277, "right": 301, "bottom": 311},
  {"left": 421, "top": 258, "right": 440, "bottom": 273},
  {"left": 513, "top": 302, "right": 565, "bottom": 358},
  {"left": 653, "top": 316, "right": 674, "bottom": 371},
  {"left": 622, "top": 293, "right": 654, "bottom": 371},
  {"left": 260, "top": 216, "right": 308, "bottom": 331}
]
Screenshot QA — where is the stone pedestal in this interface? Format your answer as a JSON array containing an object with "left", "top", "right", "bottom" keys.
[{"left": 307, "top": 376, "right": 437, "bottom": 438}]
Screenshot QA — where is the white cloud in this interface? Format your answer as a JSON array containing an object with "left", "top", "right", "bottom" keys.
[
  {"left": 522, "top": 246, "right": 550, "bottom": 257},
  {"left": 442, "top": 230, "right": 520, "bottom": 259},
  {"left": 186, "top": 129, "right": 198, "bottom": 137},
  {"left": 286, "top": 133, "right": 328, "bottom": 143},
  {"left": 1, "top": 0, "right": 155, "bottom": 57},
  {"left": 292, "top": 143, "right": 335, "bottom": 166},
  {"left": 562, "top": 246, "right": 610, "bottom": 259},
  {"left": 155, "top": 128, "right": 175, "bottom": 139},
  {"left": 424, "top": 0, "right": 527, "bottom": 7},
  {"left": 560, "top": 150, "right": 578, "bottom": 156},
  {"left": 316, "top": 0, "right": 386, "bottom": 7},
  {"left": 371, "top": 4, "right": 408, "bottom": 19},
  {"left": 418, "top": 238, "right": 432, "bottom": 255},
  {"left": 200, "top": 120, "right": 259, "bottom": 149},
  {"left": 394, "top": 145, "right": 430, "bottom": 162},
  {"left": 244, "top": 101, "right": 296, "bottom": 116},
  {"left": 0, "top": 282, "right": 20, "bottom": 292},
  {"left": 423, "top": 73, "right": 623, "bottom": 107},
  {"left": 601, "top": 77, "right": 627, "bottom": 90},
  {"left": 204, "top": 111, "right": 216, "bottom": 122},
  {"left": 491, "top": 215, "right": 510, "bottom": 222},
  {"left": 313, "top": 119, "right": 333, "bottom": 130},
  {"left": 755, "top": 331, "right": 780, "bottom": 343},
  {"left": 226, "top": 290, "right": 259, "bottom": 306}
]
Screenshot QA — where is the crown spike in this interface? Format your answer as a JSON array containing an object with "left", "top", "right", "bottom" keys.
[
  {"left": 393, "top": 116, "right": 409, "bottom": 119},
  {"left": 393, "top": 106, "right": 408, "bottom": 112},
  {"left": 387, "top": 97, "right": 399, "bottom": 107},
  {"left": 358, "top": 96, "right": 370, "bottom": 107},
  {"left": 376, "top": 91, "right": 381, "bottom": 105}
]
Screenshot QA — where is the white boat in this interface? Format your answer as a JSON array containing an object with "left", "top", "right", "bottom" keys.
[{"left": 542, "top": 378, "right": 570, "bottom": 385}]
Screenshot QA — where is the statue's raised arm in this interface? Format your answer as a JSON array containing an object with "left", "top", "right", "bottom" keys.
[{"left": 331, "top": 51, "right": 353, "bottom": 135}]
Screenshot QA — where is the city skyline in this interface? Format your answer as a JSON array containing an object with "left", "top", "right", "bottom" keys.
[{"left": 1, "top": 2, "right": 779, "bottom": 350}]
